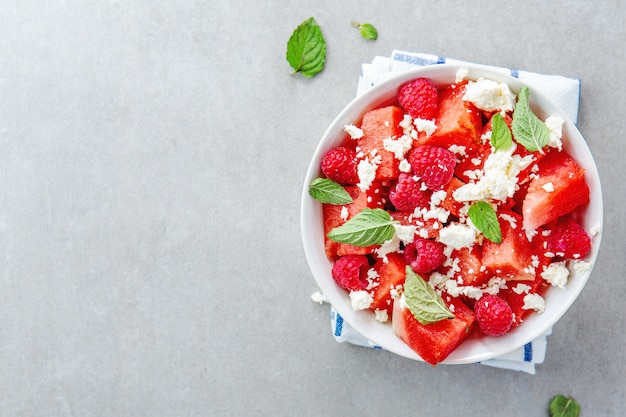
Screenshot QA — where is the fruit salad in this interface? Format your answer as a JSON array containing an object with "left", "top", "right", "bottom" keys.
[{"left": 308, "top": 71, "right": 596, "bottom": 365}]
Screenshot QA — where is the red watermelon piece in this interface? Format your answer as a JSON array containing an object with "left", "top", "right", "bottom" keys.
[{"left": 358, "top": 106, "right": 405, "bottom": 181}]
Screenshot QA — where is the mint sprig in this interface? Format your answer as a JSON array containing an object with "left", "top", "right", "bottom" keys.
[
  {"left": 549, "top": 395, "right": 580, "bottom": 417},
  {"left": 468, "top": 202, "right": 502, "bottom": 244},
  {"left": 326, "top": 208, "right": 396, "bottom": 247},
  {"left": 511, "top": 86, "right": 550, "bottom": 152},
  {"left": 490, "top": 112, "right": 513, "bottom": 151},
  {"left": 286, "top": 17, "right": 326, "bottom": 78},
  {"left": 351, "top": 21, "right": 378, "bottom": 40},
  {"left": 404, "top": 266, "right": 455, "bottom": 325},
  {"left": 308, "top": 178, "right": 353, "bottom": 205}
]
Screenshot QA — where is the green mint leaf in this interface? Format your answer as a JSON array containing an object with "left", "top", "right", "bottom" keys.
[
  {"left": 326, "top": 208, "right": 395, "bottom": 247},
  {"left": 490, "top": 112, "right": 512, "bottom": 151},
  {"left": 308, "top": 178, "right": 353, "bottom": 205},
  {"left": 404, "top": 266, "right": 455, "bottom": 325},
  {"left": 511, "top": 86, "right": 550, "bottom": 152},
  {"left": 468, "top": 202, "right": 502, "bottom": 244},
  {"left": 351, "top": 21, "right": 378, "bottom": 40},
  {"left": 286, "top": 17, "right": 326, "bottom": 78},
  {"left": 549, "top": 395, "right": 581, "bottom": 417}
]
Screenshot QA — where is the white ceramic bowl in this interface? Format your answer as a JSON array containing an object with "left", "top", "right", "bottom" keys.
[{"left": 300, "top": 63, "right": 603, "bottom": 364}]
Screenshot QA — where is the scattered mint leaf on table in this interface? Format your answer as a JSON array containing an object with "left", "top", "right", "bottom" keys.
[
  {"left": 308, "top": 178, "right": 353, "bottom": 204},
  {"left": 549, "top": 395, "right": 580, "bottom": 417},
  {"left": 404, "top": 266, "right": 455, "bottom": 325},
  {"left": 286, "top": 17, "right": 326, "bottom": 78},
  {"left": 490, "top": 112, "right": 513, "bottom": 151},
  {"left": 511, "top": 85, "right": 550, "bottom": 152},
  {"left": 326, "top": 208, "right": 396, "bottom": 247},
  {"left": 468, "top": 201, "right": 502, "bottom": 244},
  {"left": 351, "top": 21, "right": 378, "bottom": 40}
]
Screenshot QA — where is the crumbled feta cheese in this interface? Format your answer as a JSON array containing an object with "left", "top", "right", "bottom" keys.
[
  {"left": 462, "top": 77, "right": 516, "bottom": 112},
  {"left": 340, "top": 206, "right": 349, "bottom": 221},
  {"left": 350, "top": 290, "right": 373, "bottom": 311},
  {"left": 383, "top": 134, "right": 413, "bottom": 160},
  {"left": 513, "top": 283, "right": 532, "bottom": 295},
  {"left": 310, "top": 291, "right": 328, "bottom": 304},
  {"left": 343, "top": 124, "right": 364, "bottom": 139},
  {"left": 570, "top": 259, "right": 592, "bottom": 276},
  {"left": 499, "top": 212, "right": 518, "bottom": 229},
  {"left": 455, "top": 68, "right": 469, "bottom": 83},
  {"left": 438, "top": 223, "right": 477, "bottom": 250},
  {"left": 453, "top": 143, "right": 525, "bottom": 202},
  {"left": 374, "top": 309, "right": 389, "bottom": 323},
  {"left": 448, "top": 145, "right": 467, "bottom": 157},
  {"left": 394, "top": 223, "right": 417, "bottom": 245},
  {"left": 522, "top": 293, "right": 545, "bottom": 313},
  {"left": 413, "top": 118, "right": 437, "bottom": 137},
  {"left": 590, "top": 224, "right": 602, "bottom": 236},
  {"left": 399, "top": 158, "right": 412, "bottom": 172},
  {"left": 541, "top": 261, "right": 569, "bottom": 288},
  {"left": 545, "top": 116, "right": 564, "bottom": 151},
  {"left": 542, "top": 182, "right": 555, "bottom": 192},
  {"left": 357, "top": 154, "right": 381, "bottom": 192}
]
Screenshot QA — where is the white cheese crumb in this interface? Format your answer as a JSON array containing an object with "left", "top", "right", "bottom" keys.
[
  {"left": 545, "top": 116, "right": 564, "bottom": 151},
  {"left": 438, "top": 223, "right": 477, "bottom": 250},
  {"left": 570, "top": 259, "right": 592, "bottom": 276},
  {"left": 383, "top": 134, "right": 413, "bottom": 160},
  {"left": 310, "top": 291, "right": 328, "bottom": 304},
  {"left": 455, "top": 68, "right": 469, "bottom": 83},
  {"left": 413, "top": 118, "right": 437, "bottom": 137},
  {"left": 522, "top": 293, "right": 546, "bottom": 313},
  {"left": 499, "top": 212, "right": 518, "bottom": 229},
  {"left": 374, "top": 309, "right": 389, "bottom": 323},
  {"left": 448, "top": 145, "right": 467, "bottom": 157},
  {"left": 343, "top": 124, "right": 364, "bottom": 139},
  {"left": 462, "top": 77, "right": 516, "bottom": 112},
  {"left": 513, "top": 283, "right": 532, "bottom": 295},
  {"left": 357, "top": 155, "right": 381, "bottom": 192},
  {"left": 590, "top": 224, "right": 602, "bottom": 236},
  {"left": 541, "top": 261, "right": 569, "bottom": 288},
  {"left": 542, "top": 182, "right": 555, "bottom": 192},
  {"left": 399, "top": 158, "right": 412, "bottom": 172},
  {"left": 340, "top": 206, "right": 349, "bottom": 221},
  {"left": 350, "top": 290, "right": 373, "bottom": 311}
]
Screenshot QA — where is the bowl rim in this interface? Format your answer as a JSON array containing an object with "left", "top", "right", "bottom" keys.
[{"left": 300, "top": 63, "right": 604, "bottom": 364}]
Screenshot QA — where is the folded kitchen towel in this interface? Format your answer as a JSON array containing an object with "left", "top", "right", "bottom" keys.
[{"left": 320, "top": 51, "right": 581, "bottom": 375}]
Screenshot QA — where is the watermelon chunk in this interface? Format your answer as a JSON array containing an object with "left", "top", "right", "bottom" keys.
[
  {"left": 323, "top": 183, "right": 385, "bottom": 259},
  {"left": 392, "top": 294, "right": 475, "bottom": 365},
  {"left": 420, "top": 83, "right": 483, "bottom": 150},
  {"left": 358, "top": 106, "right": 405, "bottom": 181},
  {"left": 522, "top": 149, "right": 590, "bottom": 232},
  {"left": 482, "top": 210, "right": 535, "bottom": 281},
  {"left": 369, "top": 252, "right": 408, "bottom": 317}
]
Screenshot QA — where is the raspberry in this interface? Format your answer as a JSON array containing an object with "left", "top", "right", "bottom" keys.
[
  {"left": 388, "top": 173, "right": 432, "bottom": 212},
  {"left": 408, "top": 145, "right": 457, "bottom": 190},
  {"left": 321, "top": 147, "right": 359, "bottom": 185},
  {"left": 474, "top": 295, "right": 513, "bottom": 337},
  {"left": 545, "top": 217, "right": 591, "bottom": 259},
  {"left": 403, "top": 237, "right": 446, "bottom": 274},
  {"left": 397, "top": 78, "right": 439, "bottom": 120},
  {"left": 331, "top": 255, "right": 370, "bottom": 291}
]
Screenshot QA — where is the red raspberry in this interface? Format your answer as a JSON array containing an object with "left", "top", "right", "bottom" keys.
[
  {"left": 408, "top": 145, "right": 457, "bottom": 190},
  {"left": 397, "top": 78, "right": 439, "bottom": 120},
  {"left": 403, "top": 237, "right": 446, "bottom": 274},
  {"left": 474, "top": 295, "right": 513, "bottom": 337},
  {"left": 545, "top": 217, "right": 591, "bottom": 259},
  {"left": 321, "top": 147, "right": 359, "bottom": 185},
  {"left": 331, "top": 255, "right": 370, "bottom": 291},
  {"left": 388, "top": 172, "right": 432, "bottom": 212}
]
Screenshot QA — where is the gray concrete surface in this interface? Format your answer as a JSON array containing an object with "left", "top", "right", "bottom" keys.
[{"left": 0, "top": 1, "right": 624, "bottom": 415}]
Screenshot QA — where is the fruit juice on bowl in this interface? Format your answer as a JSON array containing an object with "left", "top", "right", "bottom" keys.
[{"left": 301, "top": 64, "right": 602, "bottom": 364}]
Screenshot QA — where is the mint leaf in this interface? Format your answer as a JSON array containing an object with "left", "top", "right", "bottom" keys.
[
  {"left": 327, "top": 208, "right": 396, "bottom": 247},
  {"left": 468, "top": 202, "right": 502, "bottom": 244},
  {"left": 308, "top": 178, "right": 353, "bottom": 204},
  {"left": 286, "top": 17, "right": 326, "bottom": 78},
  {"left": 404, "top": 266, "right": 455, "bottom": 325},
  {"left": 549, "top": 395, "right": 580, "bottom": 417},
  {"left": 511, "top": 86, "right": 550, "bottom": 152},
  {"left": 490, "top": 112, "right": 512, "bottom": 151},
  {"left": 351, "top": 21, "right": 378, "bottom": 40}
]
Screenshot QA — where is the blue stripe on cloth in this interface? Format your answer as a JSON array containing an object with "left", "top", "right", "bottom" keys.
[
  {"left": 437, "top": 56, "right": 446, "bottom": 64},
  {"left": 334, "top": 312, "right": 343, "bottom": 337},
  {"left": 510, "top": 68, "right": 519, "bottom": 78},
  {"left": 393, "top": 52, "right": 440, "bottom": 67},
  {"left": 524, "top": 342, "right": 533, "bottom": 362}
]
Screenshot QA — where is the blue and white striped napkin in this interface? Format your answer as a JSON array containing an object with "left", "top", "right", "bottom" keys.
[{"left": 317, "top": 50, "right": 581, "bottom": 375}]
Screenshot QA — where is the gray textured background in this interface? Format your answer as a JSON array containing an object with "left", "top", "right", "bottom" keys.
[{"left": 0, "top": 1, "right": 624, "bottom": 415}]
